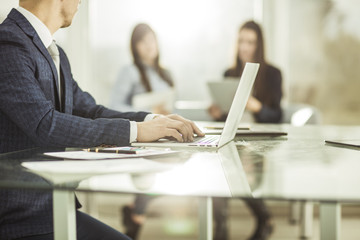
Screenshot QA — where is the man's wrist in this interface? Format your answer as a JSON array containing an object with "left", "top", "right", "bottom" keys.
[
  {"left": 144, "top": 114, "right": 161, "bottom": 121},
  {"left": 129, "top": 121, "right": 137, "bottom": 143},
  {"left": 132, "top": 114, "right": 162, "bottom": 143}
]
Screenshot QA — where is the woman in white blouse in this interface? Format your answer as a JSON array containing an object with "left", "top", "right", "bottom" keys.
[
  {"left": 111, "top": 23, "right": 175, "bottom": 239},
  {"left": 110, "top": 23, "right": 174, "bottom": 114}
]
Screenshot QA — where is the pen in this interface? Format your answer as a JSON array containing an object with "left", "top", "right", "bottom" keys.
[{"left": 84, "top": 148, "right": 138, "bottom": 154}]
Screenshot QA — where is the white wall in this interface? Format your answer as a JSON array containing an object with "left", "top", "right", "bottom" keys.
[
  {"left": 54, "top": 1, "right": 91, "bottom": 90},
  {"left": 0, "top": 0, "right": 18, "bottom": 22},
  {"left": 87, "top": 0, "right": 259, "bottom": 106},
  {"left": 262, "top": 0, "right": 291, "bottom": 103}
]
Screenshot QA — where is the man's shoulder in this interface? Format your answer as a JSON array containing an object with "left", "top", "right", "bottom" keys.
[
  {"left": 0, "top": 18, "right": 17, "bottom": 35},
  {"left": 0, "top": 17, "right": 27, "bottom": 44}
]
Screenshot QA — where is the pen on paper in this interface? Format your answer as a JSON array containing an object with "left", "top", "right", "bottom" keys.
[{"left": 84, "top": 148, "right": 138, "bottom": 154}]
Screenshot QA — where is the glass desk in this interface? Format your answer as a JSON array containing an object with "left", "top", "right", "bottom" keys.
[{"left": 0, "top": 124, "right": 359, "bottom": 240}]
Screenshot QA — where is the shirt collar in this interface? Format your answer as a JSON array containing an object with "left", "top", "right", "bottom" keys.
[{"left": 17, "top": 7, "right": 53, "bottom": 48}]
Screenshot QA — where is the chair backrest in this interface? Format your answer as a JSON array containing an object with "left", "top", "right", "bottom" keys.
[{"left": 281, "top": 103, "right": 322, "bottom": 126}]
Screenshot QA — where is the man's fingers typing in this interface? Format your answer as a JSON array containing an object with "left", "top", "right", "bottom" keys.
[
  {"left": 190, "top": 121, "right": 205, "bottom": 137},
  {"left": 164, "top": 118, "right": 192, "bottom": 142},
  {"left": 137, "top": 115, "right": 203, "bottom": 143},
  {"left": 165, "top": 128, "right": 183, "bottom": 142}
]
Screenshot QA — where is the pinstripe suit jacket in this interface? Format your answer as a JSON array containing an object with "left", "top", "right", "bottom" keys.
[
  {"left": 0, "top": 9, "right": 148, "bottom": 154},
  {"left": 0, "top": 9, "right": 148, "bottom": 239}
]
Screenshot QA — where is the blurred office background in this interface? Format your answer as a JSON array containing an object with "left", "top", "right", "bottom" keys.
[{"left": 1, "top": 0, "right": 359, "bottom": 124}]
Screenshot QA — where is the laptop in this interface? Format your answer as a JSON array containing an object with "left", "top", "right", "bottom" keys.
[
  {"left": 132, "top": 62, "right": 260, "bottom": 148},
  {"left": 325, "top": 140, "right": 360, "bottom": 150},
  {"left": 197, "top": 122, "right": 287, "bottom": 137}
]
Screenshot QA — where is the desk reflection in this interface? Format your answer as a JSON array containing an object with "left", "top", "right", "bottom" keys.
[{"left": 80, "top": 142, "right": 252, "bottom": 198}]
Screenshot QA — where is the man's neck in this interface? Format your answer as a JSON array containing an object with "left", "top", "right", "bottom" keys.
[{"left": 19, "top": 2, "right": 61, "bottom": 35}]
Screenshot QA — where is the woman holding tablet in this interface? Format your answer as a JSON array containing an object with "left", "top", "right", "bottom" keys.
[{"left": 209, "top": 21, "right": 283, "bottom": 240}]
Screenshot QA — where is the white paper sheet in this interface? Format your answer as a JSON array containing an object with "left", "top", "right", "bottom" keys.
[{"left": 44, "top": 149, "right": 177, "bottom": 160}]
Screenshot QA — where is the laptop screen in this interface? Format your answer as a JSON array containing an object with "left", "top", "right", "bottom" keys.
[{"left": 218, "top": 62, "right": 260, "bottom": 147}]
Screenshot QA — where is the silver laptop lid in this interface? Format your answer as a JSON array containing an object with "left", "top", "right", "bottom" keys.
[{"left": 218, "top": 62, "right": 260, "bottom": 147}]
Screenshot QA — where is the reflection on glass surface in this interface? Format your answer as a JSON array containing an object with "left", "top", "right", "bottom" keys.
[
  {"left": 83, "top": 150, "right": 232, "bottom": 197},
  {"left": 217, "top": 142, "right": 253, "bottom": 197},
  {"left": 259, "top": 140, "right": 360, "bottom": 201},
  {"left": 236, "top": 125, "right": 360, "bottom": 201},
  {"left": 1, "top": 125, "right": 360, "bottom": 201},
  {"left": 0, "top": 148, "right": 58, "bottom": 189},
  {"left": 79, "top": 142, "right": 253, "bottom": 198},
  {"left": 130, "top": 173, "right": 157, "bottom": 191},
  {"left": 236, "top": 138, "right": 284, "bottom": 198},
  {"left": 21, "top": 158, "right": 174, "bottom": 185}
]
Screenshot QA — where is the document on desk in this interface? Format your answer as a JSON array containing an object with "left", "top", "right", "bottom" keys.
[
  {"left": 44, "top": 148, "right": 177, "bottom": 160},
  {"left": 22, "top": 158, "right": 174, "bottom": 184}
]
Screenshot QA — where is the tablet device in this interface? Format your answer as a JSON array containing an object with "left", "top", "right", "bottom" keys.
[
  {"left": 132, "top": 89, "right": 175, "bottom": 112},
  {"left": 207, "top": 79, "right": 239, "bottom": 112}
]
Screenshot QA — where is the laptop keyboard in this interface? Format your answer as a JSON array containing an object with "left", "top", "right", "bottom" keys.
[{"left": 190, "top": 135, "right": 219, "bottom": 147}]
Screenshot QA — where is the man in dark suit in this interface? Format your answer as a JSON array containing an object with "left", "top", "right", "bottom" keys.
[{"left": 0, "top": 0, "right": 204, "bottom": 239}]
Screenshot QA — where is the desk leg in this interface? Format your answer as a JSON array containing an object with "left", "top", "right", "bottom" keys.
[
  {"left": 300, "top": 201, "right": 313, "bottom": 239},
  {"left": 319, "top": 202, "right": 341, "bottom": 240},
  {"left": 198, "top": 197, "right": 213, "bottom": 240},
  {"left": 53, "top": 190, "right": 76, "bottom": 240},
  {"left": 289, "top": 200, "right": 301, "bottom": 224}
]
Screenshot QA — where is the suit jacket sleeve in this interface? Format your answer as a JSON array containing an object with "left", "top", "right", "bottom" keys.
[{"left": 0, "top": 31, "right": 147, "bottom": 148}]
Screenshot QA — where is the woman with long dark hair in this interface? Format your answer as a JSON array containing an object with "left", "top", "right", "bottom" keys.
[
  {"left": 210, "top": 21, "right": 282, "bottom": 240},
  {"left": 110, "top": 23, "right": 174, "bottom": 114},
  {"left": 209, "top": 20, "right": 282, "bottom": 123}
]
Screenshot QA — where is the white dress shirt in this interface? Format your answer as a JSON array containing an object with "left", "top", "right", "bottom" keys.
[
  {"left": 17, "top": 7, "right": 52, "bottom": 48},
  {"left": 17, "top": 7, "right": 156, "bottom": 143}
]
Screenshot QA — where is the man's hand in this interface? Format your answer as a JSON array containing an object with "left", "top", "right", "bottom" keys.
[{"left": 136, "top": 114, "right": 205, "bottom": 143}]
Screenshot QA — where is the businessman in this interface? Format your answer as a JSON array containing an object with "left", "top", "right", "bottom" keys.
[{"left": 0, "top": 0, "right": 203, "bottom": 239}]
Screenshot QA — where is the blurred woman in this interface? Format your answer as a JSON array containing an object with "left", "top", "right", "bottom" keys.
[
  {"left": 209, "top": 21, "right": 282, "bottom": 124},
  {"left": 110, "top": 23, "right": 175, "bottom": 240},
  {"left": 110, "top": 23, "right": 174, "bottom": 114},
  {"left": 210, "top": 21, "right": 282, "bottom": 240}
]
